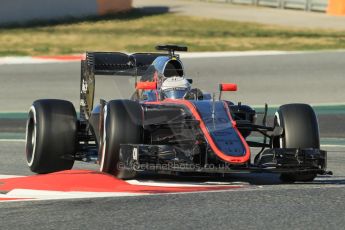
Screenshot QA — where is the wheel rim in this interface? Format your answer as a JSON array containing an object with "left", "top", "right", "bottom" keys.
[
  {"left": 274, "top": 111, "right": 284, "bottom": 148},
  {"left": 99, "top": 105, "right": 108, "bottom": 172},
  {"left": 26, "top": 106, "right": 37, "bottom": 167}
]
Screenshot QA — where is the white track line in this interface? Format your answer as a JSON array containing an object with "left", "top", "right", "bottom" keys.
[
  {"left": 0, "top": 190, "right": 149, "bottom": 203},
  {"left": 127, "top": 180, "right": 248, "bottom": 187},
  {"left": 0, "top": 57, "right": 79, "bottom": 65},
  {"left": 0, "top": 174, "right": 247, "bottom": 187},
  {"left": 0, "top": 186, "right": 255, "bottom": 203},
  {"left": 252, "top": 102, "right": 345, "bottom": 108},
  {"left": 3, "top": 189, "right": 148, "bottom": 200},
  {"left": 321, "top": 145, "right": 345, "bottom": 148},
  {"left": 180, "top": 51, "right": 302, "bottom": 59},
  {"left": 0, "top": 139, "right": 26, "bottom": 142},
  {"left": 0, "top": 51, "right": 309, "bottom": 65},
  {"left": 0, "top": 174, "right": 24, "bottom": 179}
]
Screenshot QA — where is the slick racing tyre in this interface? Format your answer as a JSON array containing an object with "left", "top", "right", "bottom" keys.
[
  {"left": 26, "top": 99, "right": 76, "bottom": 173},
  {"left": 100, "top": 100, "right": 143, "bottom": 179},
  {"left": 274, "top": 104, "right": 319, "bottom": 183}
]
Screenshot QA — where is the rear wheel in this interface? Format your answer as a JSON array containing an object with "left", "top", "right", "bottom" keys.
[
  {"left": 26, "top": 99, "right": 76, "bottom": 173},
  {"left": 274, "top": 103, "right": 319, "bottom": 182},
  {"left": 100, "top": 100, "right": 143, "bottom": 179}
]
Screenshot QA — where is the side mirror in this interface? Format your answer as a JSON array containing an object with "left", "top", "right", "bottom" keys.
[
  {"left": 219, "top": 83, "right": 237, "bottom": 92},
  {"left": 136, "top": 81, "right": 157, "bottom": 90},
  {"left": 219, "top": 83, "right": 237, "bottom": 100}
]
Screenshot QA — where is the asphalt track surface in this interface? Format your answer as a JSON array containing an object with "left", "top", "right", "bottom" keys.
[
  {"left": 0, "top": 142, "right": 344, "bottom": 230},
  {"left": 1, "top": 51, "right": 345, "bottom": 112},
  {"left": 0, "top": 52, "right": 345, "bottom": 229}
]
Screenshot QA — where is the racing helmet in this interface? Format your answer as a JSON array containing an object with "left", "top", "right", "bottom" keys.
[{"left": 161, "top": 76, "right": 191, "bottom": 99}]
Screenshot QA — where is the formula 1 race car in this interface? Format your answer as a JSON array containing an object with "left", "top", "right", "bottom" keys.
[{"left": 25, "top": 45, "right": 329, "bottom": 182}]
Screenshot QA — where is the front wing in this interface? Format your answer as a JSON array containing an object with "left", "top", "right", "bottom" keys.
[{"left": 119, "top": 144, "right": 327, "bottom": 175}]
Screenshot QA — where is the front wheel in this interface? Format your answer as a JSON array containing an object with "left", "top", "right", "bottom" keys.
[
  {"left": 274, "top": 103, "right": 319, "bottom": 183},
  {"left": 99, "top": 100, "right": 143, "bottom": 179}
]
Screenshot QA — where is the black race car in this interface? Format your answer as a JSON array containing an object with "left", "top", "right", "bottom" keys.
[{"left": 25, "top": 45, "right": 329, "bottom": 182}]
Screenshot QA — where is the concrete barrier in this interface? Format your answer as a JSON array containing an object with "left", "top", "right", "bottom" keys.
[{"left": 0, "top": 0, "right": 132, "bottom": 26}]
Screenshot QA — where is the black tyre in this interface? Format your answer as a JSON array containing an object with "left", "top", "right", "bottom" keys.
[
  {"left": 26, "top": 99, "right": 76, "bottom": 173},
  {"left": 100, "top": 100, "right": 143, "bottom": 179},
  {"left": 274, "top": 103, "right": 319, "bottom": 182}
]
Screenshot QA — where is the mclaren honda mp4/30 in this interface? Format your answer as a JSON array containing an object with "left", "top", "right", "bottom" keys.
[{"left": 25, "top": 45, "right": 330, "bottom": 182}]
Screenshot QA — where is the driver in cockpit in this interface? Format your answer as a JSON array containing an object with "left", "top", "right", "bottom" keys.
[{"left": 160, "top": 76, "right": 203, "bottom": 100}]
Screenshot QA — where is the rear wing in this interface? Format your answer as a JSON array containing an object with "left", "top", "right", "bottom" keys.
[
  {"left": 86, "top": 52, "right": 168, "bottom": 76},
  {"left": 80, "top": 52, "right": 168, "bottom": 120}
]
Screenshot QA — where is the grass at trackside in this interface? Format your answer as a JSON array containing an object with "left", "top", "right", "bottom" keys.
[{"left": 1, "top": 10, "right": 345, "bottom": 56}]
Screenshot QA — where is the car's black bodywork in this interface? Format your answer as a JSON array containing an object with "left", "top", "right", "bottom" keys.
[
  {"left": 26, "top": 45, "right": 329, "bottom": 182},
  {"left": 74, "top": 45, "right": 328, "bottom": 180}
]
